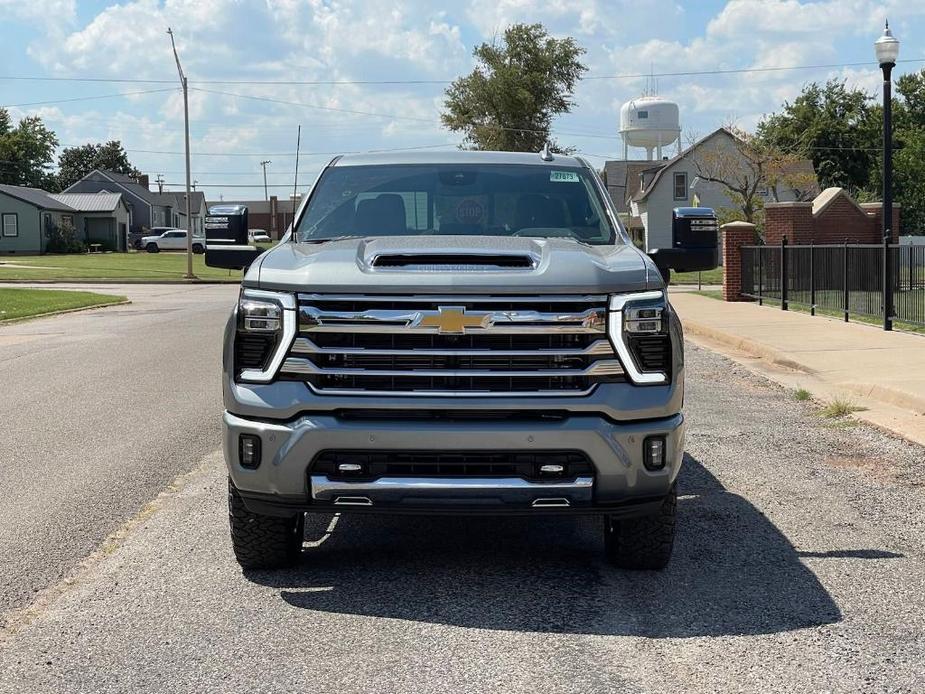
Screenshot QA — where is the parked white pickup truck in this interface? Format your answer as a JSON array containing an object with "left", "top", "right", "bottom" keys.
[{"left": 141, "top": 228, "right": 205, "bottom": 253}]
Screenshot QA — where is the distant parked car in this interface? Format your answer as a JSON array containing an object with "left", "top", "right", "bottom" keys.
[
  {"left": 249, "top": 229, "right": 272, "bottom": 243},
  {"left": 141, "top": 229, "right": 205, "bottom": 254}
]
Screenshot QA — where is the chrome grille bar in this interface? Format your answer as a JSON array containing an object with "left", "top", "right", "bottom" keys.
[
  {"left": 280, "top": 357, "right": 624, "bottom": 378},
  {"left": 291, "top": 336, "right": 616, "bottom": 357},
  {"left": 298, "top": 306, "right": 607, "bottom": 334}
]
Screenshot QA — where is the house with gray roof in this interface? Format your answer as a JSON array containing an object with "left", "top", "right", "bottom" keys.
[
  {"left": 0, "top": 185, "right": 78, "bottom": 254},
  {"left": 50, "top": 192, "right": 131, "bottom": 251},
  {"left": 0, "top": 185, "right": 133, "bottom": 253},
  {"left": 64, "top": 169, "right": 206, "bottom": 237}
]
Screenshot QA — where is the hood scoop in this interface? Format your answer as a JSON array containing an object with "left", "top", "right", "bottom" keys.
[{"left": 371, "top": 253, "right": 535, "bottom": 271}]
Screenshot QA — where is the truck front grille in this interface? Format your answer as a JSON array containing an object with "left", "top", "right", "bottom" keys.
[{"left": 278, "top": 294, "right": 623, "bottom": 396}]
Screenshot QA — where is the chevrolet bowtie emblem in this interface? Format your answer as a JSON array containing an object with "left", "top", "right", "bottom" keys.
[{"left": 418, "top": 306, "right": 490, "bottom": 334}]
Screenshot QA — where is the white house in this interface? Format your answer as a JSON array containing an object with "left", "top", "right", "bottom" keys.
[{"left": 605, "top": 128, "right": 818, "bottom": 252}]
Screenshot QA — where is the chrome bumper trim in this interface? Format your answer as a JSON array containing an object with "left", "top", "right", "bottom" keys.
[{"left": 309, "top": 475, "right": 594, "bottom": 506}]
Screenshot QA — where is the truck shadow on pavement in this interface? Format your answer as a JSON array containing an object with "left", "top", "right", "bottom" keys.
[{"left": 246, "top": 455, "right": 846, "bottom": 637}]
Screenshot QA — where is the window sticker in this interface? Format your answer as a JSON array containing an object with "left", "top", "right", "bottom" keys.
[{"left": 550, "top": 170, "right": 579, "bottom": 183}]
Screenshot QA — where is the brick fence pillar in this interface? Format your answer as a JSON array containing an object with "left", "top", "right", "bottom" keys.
[{"left": 722, "top": 221, "right": 758, "bottom": 302}]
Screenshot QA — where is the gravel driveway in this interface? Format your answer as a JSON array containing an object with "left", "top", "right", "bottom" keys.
[{"left": 0, "top": 344, "right": 922, "bottom": 693}]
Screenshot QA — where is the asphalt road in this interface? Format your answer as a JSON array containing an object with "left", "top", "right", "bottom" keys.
[
  {"left": 0, "top": 284, "right": 237, "bottom": 618},
  {"left": 1, "top": 293, "right": 924, "bottom": 692}
]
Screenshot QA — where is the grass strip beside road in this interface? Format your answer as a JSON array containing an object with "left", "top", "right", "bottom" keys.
[
  {"left": 0, "top": 252, "right": 244, "bottom": 282},
  {"left": 670, "top": 268, "right": 723, "bottom": 285},
  {"left": 0, "top": 287, "right": 127, "bottom": 322}
]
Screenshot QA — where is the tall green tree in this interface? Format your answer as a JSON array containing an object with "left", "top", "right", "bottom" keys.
[
  {"left": 0, "top": 108, "right": 59, "bottom": 189},
  {"left": 756, "top": 80, "right": 880, "bottom": 194},
  {"left": 54, "top": 140, "right": 141, "bottom": 192},
  {"left": 441, "top": 23, "right": 587, "bottom": 152}
]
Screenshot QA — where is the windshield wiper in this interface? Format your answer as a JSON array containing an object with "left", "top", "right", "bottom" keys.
[{"left": 299, "top": 235, "right": 365, "bottom": 244}]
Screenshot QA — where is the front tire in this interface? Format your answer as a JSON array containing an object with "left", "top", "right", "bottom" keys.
[
  {"left": 145, "top": 242, "right": 159, "bottom": 253},
  {"left": 604, "top": 486, "right": 676, "bottom": 570},
  {"left": 192, "top": 243, "right": 204, "bottom": 254},
  {"left": 228, "top": 479, "right": 304, "bottom": 570}
]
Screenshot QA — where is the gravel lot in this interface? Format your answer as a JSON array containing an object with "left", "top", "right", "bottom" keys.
[{"left": 0, "top": 344, "right": 923, "bottom": 693}]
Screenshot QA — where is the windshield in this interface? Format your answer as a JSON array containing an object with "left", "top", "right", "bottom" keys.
[{"left": 294, "top": 163, "right": 618, "bottom": 245}]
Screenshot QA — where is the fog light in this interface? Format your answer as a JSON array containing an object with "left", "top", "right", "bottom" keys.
[
  {"left": 337, "top": 463, "right": 363, "bottom": 474},
  {"left": 239, "top": 434, "right": 262, "bottom": 469},
  {"left": 539, "top": 464, "right": 565, "bottom": 475},
  {"left": 643, "top": 436, "right": 666, "bottom": 471}
]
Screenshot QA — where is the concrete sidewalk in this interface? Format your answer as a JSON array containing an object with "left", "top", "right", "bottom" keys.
[{"left": 670, "top": 291, "right": 925, "bottom": 445}]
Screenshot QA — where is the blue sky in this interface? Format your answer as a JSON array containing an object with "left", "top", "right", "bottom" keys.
[{"left": 1, "top": 0, "right": 924, "bottom": 201}]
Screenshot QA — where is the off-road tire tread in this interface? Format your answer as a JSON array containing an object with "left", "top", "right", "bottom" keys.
[
  {"left": 604, "top": 486, "right": 676, "bottom": 570},
  {"left": 228, "top": 479, "right": 303, "bottom": 569}
]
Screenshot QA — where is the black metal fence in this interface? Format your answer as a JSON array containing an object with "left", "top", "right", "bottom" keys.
[{"left": 740, "top": 241, "right": 925, "bottom": 327}]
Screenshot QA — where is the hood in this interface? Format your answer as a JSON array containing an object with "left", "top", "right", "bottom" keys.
[{"left": 248, "top": 235, "right": 657, "bottom": 295}]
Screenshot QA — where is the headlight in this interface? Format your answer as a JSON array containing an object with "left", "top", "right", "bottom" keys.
[
  {"left": 235, "top": 289, "right": 296, "bottom": 383},
  {"left": 607, "top": 291, "right": 671, "bottom": 385}
]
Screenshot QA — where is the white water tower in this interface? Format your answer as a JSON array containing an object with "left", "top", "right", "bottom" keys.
[{"left": 619, "top": 96, "right": 681, "bottom": 160}]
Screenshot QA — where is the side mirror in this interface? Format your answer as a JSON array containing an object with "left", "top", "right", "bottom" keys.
[
  {"left": 647, "top": 207, "right": 719, "bottom": 276},
  {"left": 205, "top": 244, "right": 263, "bottom": 270},
  {"left": 204, "top": 204, "right": 262, "bottom": 269}
]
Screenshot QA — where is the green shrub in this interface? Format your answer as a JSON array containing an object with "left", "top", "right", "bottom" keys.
[{"left": 45, "top": 220, "right": 86, "bottom": 254}]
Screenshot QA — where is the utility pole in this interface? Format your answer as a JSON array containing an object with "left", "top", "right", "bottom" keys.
[
  {"left": 167, "top": 27, "right": 195, "bottom": 280},
  {"left": 260, "top": 160, "right": 271, "bottom": 201},
  {"left": 155, "top": 174, "right": 165, "bottom": 193},
  {"left": 192, "top": 180, "right": 198, "bottom": 191}
]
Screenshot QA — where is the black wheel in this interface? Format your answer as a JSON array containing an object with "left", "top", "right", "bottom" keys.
[
  {"left": 604, "top": 486, "right": 676, "bottom": 570},
  {"left": 192, "top": 243, "right": 204, "bottom": 254},
  {"left": 228, "top": 478, "right": 304, "bottom": 570},
  {"left": 145, "top": 242, "right": 159, "bottom": 253}
]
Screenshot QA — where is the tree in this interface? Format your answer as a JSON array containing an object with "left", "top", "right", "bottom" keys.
[
  {"left": 690, "top": 127, "right": 817, "bottom": 227},
  {"left": 441, "top": 23, "right": 586, "bottom": 152},
  {"left": 54, "top": 140, "right": 141, "bottom": 192},
  {"left": 756, "top": 80, "right": 880, "bottom": 194},
  {"left": 0, "top": 108, "right": 59, "bottom": 189}
]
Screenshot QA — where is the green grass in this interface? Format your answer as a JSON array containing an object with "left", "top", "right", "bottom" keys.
[
  {"left": 0, "top": 251, "right": 244, "bottom": 282},
  {"left": 0, "top": 287, "right": 126, "bottom": 321},
  {"left": 794, "top": 387, "right": 812, "bottom": 401},
  {"left": 818, "top": 397, "right": 866, "bottom": 419},
  {"left": 670, "top": 267, "right": 724, "bottom": 285}
]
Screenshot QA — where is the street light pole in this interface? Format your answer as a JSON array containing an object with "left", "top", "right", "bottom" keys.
[
  {"left": 167, "top": 27, "right": 196, "bottom": 280},
  {"left": 876, "top": 20, "right": 899, "bottom": 331},
  {"left": 260, "top": 160, "right": 271, "bottom": 201}
]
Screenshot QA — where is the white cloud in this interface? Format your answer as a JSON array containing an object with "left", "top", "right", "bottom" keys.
[
  {"left": 12, "top": 0, "right": 925, "bottom": 197},
  {"left": 0, "top": 0, "right": 76, "bottom": 34}
]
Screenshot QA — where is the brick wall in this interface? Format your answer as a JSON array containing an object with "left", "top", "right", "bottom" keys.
[
  {"left": 764, "top": 189, "right": 900, "bottom": 246},
  {"left": 722, "top": 222, "right": 758, "bottom": 301}
]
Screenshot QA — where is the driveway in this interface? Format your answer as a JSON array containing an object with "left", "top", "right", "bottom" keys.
[{"left": 0, "top": 337, "right": 922, "bottom": 693}]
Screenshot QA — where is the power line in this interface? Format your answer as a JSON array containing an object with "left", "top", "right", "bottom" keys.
[
  {"left": 69, "top": 142, "right": 457, "bottom": 157},
  {"left": 3, "top": 57, "right": 925, "bottom": 86},
  {"left": 194, "top": 86, "right": 621, "bottom": 140},
  {"left": 1, "top": 87, "right": 178, "bottom": 109}
]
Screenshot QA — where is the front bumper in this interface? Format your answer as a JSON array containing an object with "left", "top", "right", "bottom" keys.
[{"left": 223, "top": 411, "right": 685, "bottom": 517}]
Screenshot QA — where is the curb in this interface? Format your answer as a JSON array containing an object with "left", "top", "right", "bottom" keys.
[
  {"left": 0, "top": 299, "right": 132, "bottom": 325},
  {"left": 683, "top": 318, "right": 925, "bottom": 415},
  {"left": 682, "top": 320, "right": 817, "bottom": 375}
]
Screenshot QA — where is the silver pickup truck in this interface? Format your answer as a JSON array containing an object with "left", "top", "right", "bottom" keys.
[{"left": 208, "top": 150, "right": 708, "bottom": 571}]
